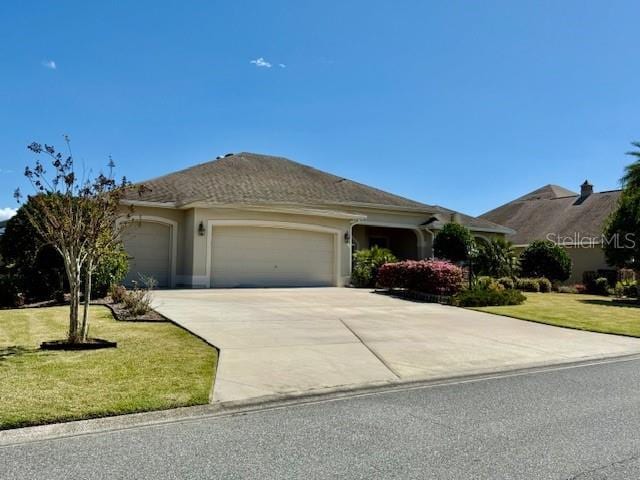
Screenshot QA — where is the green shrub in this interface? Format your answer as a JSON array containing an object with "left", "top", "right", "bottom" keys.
[
  {"left": 0, "top": 201, "right": 129, "bottom": 302},
  {"left": 475, "top": 276, "right": 500, "bottom": 290},
  {"left": 583, "top": 272, "right": 611, "bottom": 296},
  {"left": 558, "top": 285, "right": 578, "bottom": 294},
  {"left": 91, "top": 245, "right": 129, "bottom": 298},
  {"left": 497, "top": 277, "right": 515, "bottom": 290},
  {"left": 516, "top": 278, "right": 540, "bottom": 292},
  {"left": 615, "top": 279, "right": 638, "bottom": 298},
  {"left": 537, "top": 277, "right": 552, "bottom": 293},
  {"left": 0, "top": 274, "right": 23, "bottom": 307},
  {"left": 0, "top": 206, "right": 66, "bottom": 302},
  {"left": 453, "top": 287, "right": 526, "bottom": 307},
  {"left": 351, "top": 246, "right": 397, "bottom": 288},
  {"left": 591, "top": 277, "right": 610, "bottom": 296},
  {"left": 433, "top": 223, "right": 475, "bottom": 263},
  {"left": 519, "top": 240, "right": 572, "bottom": 282}
]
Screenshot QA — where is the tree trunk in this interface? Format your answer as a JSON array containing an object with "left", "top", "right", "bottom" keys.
[
  {"left": 80, "top": 265, "right": 92, "bottom": 342},
  {"left": 68, "top": 266, "right": 82, "bottom": 343}
]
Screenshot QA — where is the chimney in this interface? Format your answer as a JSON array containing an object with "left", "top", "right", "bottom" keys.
[
  {"left": 450, "top": 212, "right": 461, "bottom": 224},
  {"left": 580, "top": 180, "right": 593, "bottom": 198}
]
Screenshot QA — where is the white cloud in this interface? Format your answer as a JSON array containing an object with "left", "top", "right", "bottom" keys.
[
  {"left": 278, "top": 63, "right": 286, "bottom": 68},
  {"left": 0, "top": 207, "right": 17, "bottom": 221},
  {"left": 42, "top": 60, "right": 57, "bottom": 70},
  {"left": 250, "top": 57, "right": 272, "bottom": 68},
  {"left": 0, "top": 168, "right": 13, "bottom": 174}
]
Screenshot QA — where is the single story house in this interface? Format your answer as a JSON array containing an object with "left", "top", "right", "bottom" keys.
[
  {"left": 120, "top": 152, "right": 512, "bottom": 288},
  {"left": 480, "top": 181, "right": 622, "bottom": 284}
]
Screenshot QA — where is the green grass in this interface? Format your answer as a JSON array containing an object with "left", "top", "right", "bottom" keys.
[
  {"left": 0, "top": 306, "right": 217, "bottom": 430},
  {"left": 475, "top": 293, "right": 640, "bottom": 337}
]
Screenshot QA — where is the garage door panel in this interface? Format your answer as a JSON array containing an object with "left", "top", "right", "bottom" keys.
[
  {"left": 122, "top": 222, "right": 171, "bottom": 288},
  {"left": 211, "top": 226, "right": 335, "bottom": 288}
]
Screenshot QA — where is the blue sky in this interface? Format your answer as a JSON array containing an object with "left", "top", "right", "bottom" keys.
[{"left": 1, "top": 0, "right": 639, "bottom": 221}]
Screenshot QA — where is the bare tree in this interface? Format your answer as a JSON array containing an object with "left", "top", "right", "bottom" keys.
[{"left": 15, "top": 139, "right": 144, "bottom": 343}]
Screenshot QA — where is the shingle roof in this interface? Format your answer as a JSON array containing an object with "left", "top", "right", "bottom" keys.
[
  {"left": 480, "top": 185, "right": 621, "bottom": 245},
  {"left": 124, "top": 152, "right": 510, "bottom": 232},
  {"left": 126, "top": 152, "right": 434, "bottom": 209},
  {"left": 514, "top": 184, "right": 577, "bottom": 201}
]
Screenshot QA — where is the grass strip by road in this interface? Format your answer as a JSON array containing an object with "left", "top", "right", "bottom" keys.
[
  {"left": 0, "top": 306, "right": 217, "bottom": 430},
  {"left": 474, "top": 292, "right": 640, "bottom": 337}
]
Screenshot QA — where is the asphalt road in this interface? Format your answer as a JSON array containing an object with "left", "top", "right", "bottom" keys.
[{"left": 5, "top": 357, "right": 640, "bottom": 479}]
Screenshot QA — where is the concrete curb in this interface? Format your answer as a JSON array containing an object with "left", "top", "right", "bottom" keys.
[{"left": 3, "top": 352, "right": 640, "bottom": 448}]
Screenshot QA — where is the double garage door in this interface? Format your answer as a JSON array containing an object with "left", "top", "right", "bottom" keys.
[
  {"left": 211, "top": 226, "right": 336, "bottom": 288},
  {"left": 122, "top": 222, "right": 336, "bottom": 288}
]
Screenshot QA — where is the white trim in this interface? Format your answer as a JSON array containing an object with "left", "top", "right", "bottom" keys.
[
  {"left": 204, "top": 220, "right": 343, "bottom": 288},
  {"left": 178, "top": 200, "right": 434, "bottom": 215},
  {"left": 181, "top": 202, "right": 366, "bottom": 220},
  {"left": 120, "top": 200, "right": 178, "bottom": 209},
  {"left": 117, "top": 215, "right": 178, "bottom": 288}
]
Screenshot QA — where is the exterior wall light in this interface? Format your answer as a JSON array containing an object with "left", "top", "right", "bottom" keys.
[
  {"left": 198, "top": 221, "right": 206, "bottom": 236},
  {"left": 344, "top": 231, "right": 350, "bottom": 244}
]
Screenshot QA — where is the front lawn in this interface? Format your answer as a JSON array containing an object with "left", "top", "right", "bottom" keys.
[
  {"left": 0, "top": 306, "right": 217, "bottom": 430},
  {"left": 475, "top": 293, "right": 640, "bottom": 337}
]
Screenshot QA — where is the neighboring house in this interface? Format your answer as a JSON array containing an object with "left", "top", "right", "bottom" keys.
[
  {"left": 120, "top": 152, "right": 511, "bottom": 288},
  {"left": 480, "top": 181, "right": 622, "bottom": 283}
]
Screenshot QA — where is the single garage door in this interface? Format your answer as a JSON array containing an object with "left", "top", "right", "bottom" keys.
[
  {"left": 211, "top": 226, "right": 335, "bottom": 288},
  {"left": 122, "top": 221, "right": 171, "bottom": 287}
]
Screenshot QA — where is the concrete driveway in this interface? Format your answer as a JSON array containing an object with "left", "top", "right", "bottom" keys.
[{"left": 153, "top": 288, "right": 640, "bottom": 404}]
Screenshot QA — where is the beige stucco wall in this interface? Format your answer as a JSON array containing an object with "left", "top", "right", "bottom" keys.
[
  {"left": 120, "top": 203, "right": 503, "bottom": 288},
  {"left": 565, "top": 246, "right": 612, "bottom": 284}
]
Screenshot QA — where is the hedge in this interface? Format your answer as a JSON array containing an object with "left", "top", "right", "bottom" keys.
[{"left": 376, "top": 260, "right": 464, "bottom": 296}]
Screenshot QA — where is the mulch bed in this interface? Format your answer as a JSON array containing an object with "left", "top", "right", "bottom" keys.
[
  {"left": 95, "top": 298, "right": 168, "bottom": 322},
  {"left": 375, "top": 288, "right": 453, "bottom": 305},
  {"left": 40, "top": 338, "right": 117, "bottom": 350}
]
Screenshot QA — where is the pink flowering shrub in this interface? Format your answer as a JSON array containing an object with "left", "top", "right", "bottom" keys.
[{"left": 377, "top": 260, "right": 464, "bottom": 296}]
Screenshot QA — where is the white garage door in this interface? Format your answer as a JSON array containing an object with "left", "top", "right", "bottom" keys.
[
  {"left": 122, "top": 222, "right": 171, "bottom": 287},
  {"left": 211, "top": 226, "right": 335, "bottom": 288}
]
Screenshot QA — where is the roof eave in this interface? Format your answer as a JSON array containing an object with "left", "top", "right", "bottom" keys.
[{"left": 180, "top": 202, "right": 367, "bottom": 220}]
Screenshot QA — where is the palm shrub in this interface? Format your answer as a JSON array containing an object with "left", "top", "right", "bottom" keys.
[
  {"left": 351, "top": 246, "right": 397, "bottom": 288},
  {"left": 519, "top": 240, "right": 572, "bottom": 282},
  {"left": 474, "top": 238, "right": 519, "bottom": 278}
]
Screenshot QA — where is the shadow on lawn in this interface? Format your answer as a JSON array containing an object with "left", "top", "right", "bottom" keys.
[
  {"left": 579, "top": 299, "right": 640, "bottom": 309},
  {"left": 0, "top": 346, "right": 39, "bottom": 361}
]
